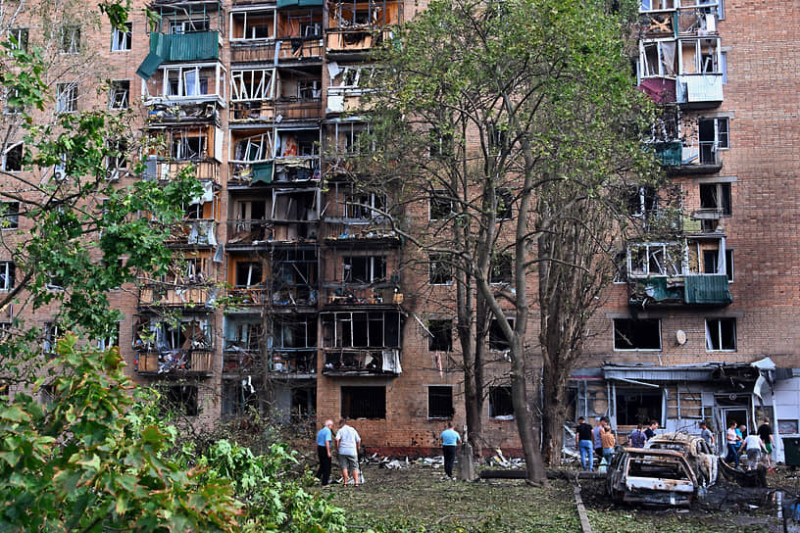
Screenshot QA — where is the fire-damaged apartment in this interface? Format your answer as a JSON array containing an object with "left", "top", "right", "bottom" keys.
[{"left": 3, "top": 0, "right": 800, "bottom": 461}]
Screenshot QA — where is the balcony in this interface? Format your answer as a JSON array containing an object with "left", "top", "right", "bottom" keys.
[
  {"left": 322, "top": 285, "right": 402, "bottom": 307},
  {"left": 655, "top": 140, "right": 722, "bottom": 175},
  {"left": 628, "top": 274, "right": 732, "bottom": 307},
  {"left": 676, "top": 74, "right": 723, "bottom": 108},
  {"left": 326, "top": 0, "right": 400, "bottom": 55},
  {"left": 143, "top": 158, "right": 221, "bottom": 185},
  {"left": 137, "top": 32, "right": 220, "bottom": 80},
  {"left": 230, "top": 39, "right": 323, "bottom": 64},
  {"left": 324, "top": 224, "right": 400, "bottom": 248},
  {"left": 676, "top": 6, "right": 718, "bottom": 37},
  {"left": 229, "top": 158, "right": 320, "bottom": 188},
  {"left": 325, "top": 28, "right": 392, "bottom": 55},
  {"left": 165, "top": 220, "right": 218, "bottom": 247},
  {"left": 227, "top": 286, "right": 269, "bottom": 307},
  {"left": 138, "top": 283, "right": 215, "bottom": 309},
  {"left": 322, "top": 348, "right": 401, "bottom": 376},
  {"left": 136, "top": 350, "right": 213, "bottom": 377},
  {"left": 269, "top": 349, "right": 316, "bottom": 377}
]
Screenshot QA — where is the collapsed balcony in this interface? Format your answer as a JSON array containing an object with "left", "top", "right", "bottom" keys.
[
  {"left": 133, "top": 315, "right": 215, "bottom": 376},
  {"left": 326, "top": 0, "right": 401, "bottom": 54}
]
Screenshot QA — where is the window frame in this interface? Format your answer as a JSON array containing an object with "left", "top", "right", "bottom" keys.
[
  {"left": 58, "top": 25, "right": 81, "bottom": 54},
  {"left": 56, "top": 82, "right": 78, "bottom": 113},
  {"left": 0, "top": 202, "right": 19, "bottom": 230},
  {"left": 427, "top": 385, "right": 455, "bottom": 419},
  {"left": 613, "top": 318, "right": 662, "bottom": 351},
  {"left": 488, "top": 385, "right": 514, "bottom": 419},
  {"left": 489, "top": 317, "right": 514, "bottom": 351},
  {"left": 8, "top": 28, "right": 29, "bottom": 52},
  {"left": 110, "top": 22, "right": 132, "bottom": 52},
  {"left": 705, "top": 317, "right": 736, "bottom": 352},
  {"left": 428, "top": 253, "right": 453, "bottom": 286},
  {"left": 1, "top": 142, "right": 23, "bottom": 172},
  {"left": 429, "top": 189, "right": 454, "bottom": 221},
  {"left": 428, "top": 319, "right": 453, "bottom": 352},
  {"left": 109, "top": 80, "right": 130, "bottom": 110},
  {"left": 0, "top": 261, "right": 15, "bottom": 291},
  {"left": 341, "top": 385, "right": 386, "bottom": 419}
]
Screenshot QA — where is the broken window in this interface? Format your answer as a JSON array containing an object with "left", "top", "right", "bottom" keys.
[
  {"left": 162, "top": 384, "right": 199, "bottom": 416},
  {"left": 171, "top": 130, "right": 207, "bottom": 160},
  {"left": 111, "top": 22, "right": 132, "bottom": 51},
  {"left": 627, "top": 186, "right": 658, "bottom": 218},
  {"left": 344, "top": 192, "right": 385, "bottom": 220},
  {"left": 231, "top": 11, "right": 274, "bottom": 40},
  {"left": 1, "top": 143, "right": 23, "bottom": 172},
  {"left": 235, "top": 261, "right": 264, "bottom": 287},
  {"left": 272, "top": 317, "right": 316, "bottom": 348},
  {"left": 97, "top": 323, "right": 120, "bottom": 350},
  {"left": 164, "top": 66, "right": 211, "bottom": 97},
  {"left": 428, "top": 386, "right": 454, "bottom": 419},
  {"left": 705, "top": 318, "right": 735, "bottom": 351},
  {"left": 640, "top": 40, "right": 677, "bottom": 78},
  {"left": 1, "top": 202, "right": 19, "bottom": 229},
  {"left": 231, "top": 69, "right": 275, "bottom": 101},
  {"left": 222, "top": 379, "right": 259, "bottom": 419},
  {"left": 43, "top": 322, "right": 62, "bottom": 354},
  {"left": 627, "top": 243, "right": 682, "bottom": 277},
  {"left": 0, "top": 262, "right": 14, "bottom": 291},
  {"left": 324, "top": 311, "right": 401, "bottom": 348},
  {"left": 343, "top": 256, "right": 386, "bottom": 283},
  {"left": 615, "top": 389, "right": 663, "bottom": 426},
  {"left": 640, "top": 0, "right": 676, "bottom": 11},
  {"left": 698, "top": 117, "right": 728, "bottom": 164},
  {"left": 681, "top": 38, "right": 720, "bottom": 75},
  {"left": 489, "top": 386, "right": 514, "bottom": 418},
  {"left": 169, "top": 19, "right": 210, "bottom": 34},
  {"left": 106, "top": 138, "right": 128, "bottom": 179},
  {"left": 279, "top": 131, "right": 318, "bottom": 158},
  {"left": 233, "top": 132, "right": 273, "bottom": 161},
  {"left": 8, "top": 28, "right": 28, "bottom": 52},
  {"left": 429, "top": 254, "right": 452, "bottom": 285},
  {"left": 699, "top": 182, "right": 731, "bottom": 216},
  {"left": 428, "top": 319, "right": 453, "bottom": 352},
  {"left": 341, "top": 386, "right": 385, "bottom": 419},
  {"left": 225, "top": 320, "right": 263, "bottom": 352},
  {"left": 614, "top": 318, "right": 661, "bottom": 350},
  {"left": 109, "top": 80, "right": 130, "bottom": 110},
  {"left": 725, "top": 249, "right": 733, "bottom": 281},
  {"left": 495, "top": 187, "right": 513, "bottom": 220},
  {"left": 56, "top": 83, "right": 78, "bottom": 113},
  {"left": 58, "top": 25, "right": 81, "bottom": 54},
  {"left": 430, "top": 189, "right": 454, "bottom": 221},
  {"left": 332, "top": 66, "right": 374, "bottom": 89},
  {"left": 333, "top": 123, "right": 370, "bottom": 154},
  {"left": 489, "top": 318, "right": 513, "bottom": 351},
  {"left": 490, "top": 252, "right": 513, "bottom": 284}
]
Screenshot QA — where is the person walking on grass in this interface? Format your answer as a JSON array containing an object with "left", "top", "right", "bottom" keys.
[
  {"left": 315, "top": 419, "right": 334, "bottom": 486},
  {"left": 743, "top": 429, "right": 767, "bottom": 471},
  {"left": 336, "top": 418, "right": 362, "bottom": 486},
  {"left": 440, "top": 421, "right": 461, "bottom": 480},
  {"left": 576, "top": 417, "right": 594, "bottom": 471}
]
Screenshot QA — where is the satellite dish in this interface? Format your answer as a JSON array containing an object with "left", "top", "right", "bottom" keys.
[{"left": 676, "top": 330, "right": 687, "bottom": 345}]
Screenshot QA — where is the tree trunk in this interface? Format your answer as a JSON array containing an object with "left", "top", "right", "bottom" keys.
[
  {"left": 510, "top": 340, "right": 547, "bottom": 486},
  {"left": 541, "top": 366, "right": 568, "bottom": 467},
  {"left": 461, "top": 335, "right": 484, "bottom": 457}
]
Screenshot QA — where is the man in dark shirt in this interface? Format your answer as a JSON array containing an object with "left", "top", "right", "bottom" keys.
[
  {"left": 757, "top": 418, "right": 774, "bottom": 468},
  {"left": 575, "top": 417, "right": 594, "bottom": 472},
  {"left": 644, "top": 420, "right": 659, "bottom": 441}
]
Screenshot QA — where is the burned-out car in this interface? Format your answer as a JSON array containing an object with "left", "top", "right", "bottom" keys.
[
  {"left": 607, "top": 448, "right": 698, "bottom": 506},
  {"left": 644, "top": 432, "right": 718, "bottom": 488}
]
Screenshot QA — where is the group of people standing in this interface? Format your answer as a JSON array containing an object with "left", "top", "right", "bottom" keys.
[
  {"left": 316, "top": 419, "right": 463, "bottom": 486},
  {"left": 316, "top": 419, "right": 362, "bottom": 487},
  {"left": 575, "top": 417, "right": 660, "bottom": 472},
  {"left": 725, "top": 418, "right": 774, "bottom": 470}
]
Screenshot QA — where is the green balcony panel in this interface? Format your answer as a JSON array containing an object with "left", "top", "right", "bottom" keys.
[
  {"left": 251, "top": 162, "right": 274, "bottom": 184},
  {"left": 277, "top": 0, "right": 299, "bottom": 6},
  {"left": 136, "top": 51, "right": 164, "bottom": 80},
  {"left": 150, "top": 31, "right": 220, "bottom": 62},
  {"left": 629, "top": 277, "right": 683, "bottom": 305},
  {"left": 655, "top": 141, "right": 682, "bottom": 166},
  {"left": 683, "top": 274, "right": 732, "bottom": 305}
]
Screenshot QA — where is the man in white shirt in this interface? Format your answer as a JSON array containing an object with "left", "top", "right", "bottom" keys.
[
  {"left": 336, "top": 419, "right": 362, "bottom": 486},
  {"left": 743, "top": 431, "right": 767, "bottom": 471}
]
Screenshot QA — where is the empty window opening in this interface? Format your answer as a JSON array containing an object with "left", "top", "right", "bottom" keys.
[
  {"left": 231, "top": 69, "right": 275, "bottom": 101},
  {"left": 97, "top": 323, "right": 120, "bottom": 350},
  {"left": 233, "top": 132, "right": 273, "bottom": 161},
  {"left": 324, "top": 311, "right": 401, "bottom": 348},
  {"left": 56, "top": 83, "right": 78, "bottom": 113},
  {"left": 490, "top": 253, "right": 513, "bottom": 284},
  {"left": 59, "top": 25, "right": 81, "bottom": 54},
  {"left": 341, "top": 386, "right": 385, "bottom": 419},
  {"left": 429, "top": 254, "right": 452, "bottom": 285},
  {"left": 272, "top": 317, "right": 316, "bottom": 348},
  {"left": 615, "top": 389, "right": 663, "bottom": 426},
  {"left": 169, "top": 19, "right": 210, "bottom": 34},
  {"left": 221, "top": 379, "right": 259, "bottom": 419},
  {"left": 111, "top": 22, "right": 132, "bottom": 51},
  {"left": 706, "top": 318, "right": 735, "bottom": 351},
  {"left": 627, "top": 186, "right": 658, "bottom": 218},
  {"left": 430, "top": 189, "right": 454, "bottom": 220},
  {"left": 109, "top": 80, "right": 130, "bottom": 110},
  {"left": 495, "top": 187, "right": 513, "bottom": 220},
  {"left": 231, "top": 11, "right": 274, "bottom": 40},
  {"left": 2, "top": 143, "right": 23, "bottom": 172},
  {"left": 43, "top": 322, "right": 62, "bottom": 354},
  {"left": 428, "top": 386, "right": 454, "bottom": 419},
  {"left": 292, "top": 387, "right": 316, "bottom": 420},
  {"left": 428, "top": 319, "right": 453, "bottom": 352},
  {"left": 614, "top": 318, "right": 662, "bottom": 350},
  {"left": 162, "top": 385, "right": 199, "bottom": 416},
  {"left": 1, "top": 202, "right": 20, "bottom": 229},
  {"left": 640, "top": 40, "right": 677, "bottom": 78},
  {"left": 489, "top": 386, "right": 514, "bottom": 418},
  {"left": 235, "top": 261, "right": 264, "bottom": 287},
  {"left": 344, "top": 192, "right": 385, "bottom": 220},
  {"left": 343, "top": 255, "right": 386, "bottom": 283},
  {"left": 698, "top": 117, "right": 728, "bottom": 164},
  {"left": 725, "top": 249, "right": 733, "bottom": 281},
  {"left": 0, "top": 262, "right": 14, "bottom": 291},
  {"left": 699, "top": 182, "right": 731, "bottom": 215},
  {"left": 489, "top": 318, "right": 514, "bottom": 351},
  {"left": 8, "top": 28, "right": 29, "bottom": 52}
]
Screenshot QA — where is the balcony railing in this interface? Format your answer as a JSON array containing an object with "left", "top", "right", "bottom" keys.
[
  {"left": 323, "top": 285, "right": 401, "bottom": 306},
  {"left": 143, "top": 158, "right": 221, "bottom": 184},
  {"left": 136, "top": 349, "right": 213, "bottom": 376},
  {"left": 325, "top": 28, "right": 391, "bottom": 53},
  {"left": 230, "top": 99, "right": 323, "bottom": 123},
  {"left": 138, "top": 283, "right": 214, "bottom": 308},
  {"left": 229, "top": 158, "right": 320, "bottom": 187},
  {"left": 324, "top": 223, "right": 400, "bottom": 247},
  {"left": 227, "top": 286, "right": 269, "bottom": 306},
  {"left": 230, "top": 39, "right": 323, "bottom": 63},
  {"left": 628, "top": 274, "right": 731, "bottom": 307},
  {"left": 165, "top": 220, "right": 218, "bottom": 247},
  {"left": 322, "top": 348, "right": 401, "bottom": 376},
  {"left": 655, "top": 140, "right": 722, "bottom": 174},
  {"left": 676, "top": 74, "right": 723, "bottom": 106},
  {"left": 270, "top": 349, "right": 316, "bottom": 375}
]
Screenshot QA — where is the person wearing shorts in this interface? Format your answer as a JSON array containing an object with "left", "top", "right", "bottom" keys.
[
  {"left": 336, "top": 419, "right": 362, "bottom": 486},
  {"left": 757, "top": 418, "right": 774, "bottom": 468}
]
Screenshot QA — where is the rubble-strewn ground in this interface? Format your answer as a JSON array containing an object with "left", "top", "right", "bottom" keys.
[{"left": 312, "top": 459, "right": 795, "bottom": 532}]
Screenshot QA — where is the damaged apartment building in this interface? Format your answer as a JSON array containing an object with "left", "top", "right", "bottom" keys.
[{"left": 3, "top": 0, "right": 800, "bottom": 459}]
